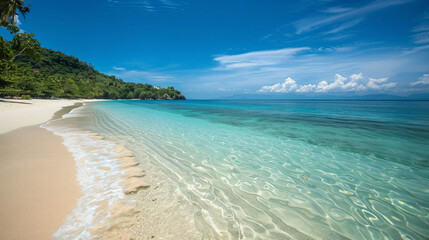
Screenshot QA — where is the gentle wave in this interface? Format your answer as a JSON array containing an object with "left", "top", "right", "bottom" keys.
[
  {"left": 42, "top": 105, "right": 148, "bottom": 239},
  {"left": 81, "top": 100, "right": 429, "bottom": 240},
  {"left": 42, "top": 100, "right": 429, "bottom": 240}
]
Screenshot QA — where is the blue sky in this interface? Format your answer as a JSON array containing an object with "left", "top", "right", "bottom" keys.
[{"left": 5, "top": 0, "right": 429, "bottom": 98}]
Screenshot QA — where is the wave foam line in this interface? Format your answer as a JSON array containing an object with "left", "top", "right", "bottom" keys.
[{"left": 41, "top": 107, "right": 149, "bottom": 239}]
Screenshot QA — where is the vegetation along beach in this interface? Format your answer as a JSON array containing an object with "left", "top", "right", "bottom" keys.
[{"left": 1, "top": 0, "right": 428, "bottom": 239}]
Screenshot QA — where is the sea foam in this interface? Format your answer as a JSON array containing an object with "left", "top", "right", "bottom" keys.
[{"left": 41, "top": 105, "right": 147, "bottom": 239}]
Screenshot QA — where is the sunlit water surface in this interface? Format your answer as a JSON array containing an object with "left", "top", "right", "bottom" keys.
[{"left": 68, "top": 100, "right": 429, "bottom": 239}]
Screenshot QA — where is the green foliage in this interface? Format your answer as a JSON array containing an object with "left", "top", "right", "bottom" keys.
[
  {"left": 0, "top": 47, "right": 186, "bottom": 100},
  {"left": 0, "top": 33, "right": 41, "bottom": 89},
  {"left": 9, "top": 32, "right": 41, "bottom": 61},
  {"left": 0, "top": 33, "right": 41, "bottom": 63},
  {"left": 0, "top": 36, "right": 13, "bottom": 60},
  {"left": 21, "top": 94, "right": 30, "bottom": 99},
  {"left": 1, "top": 20, "right": 19, "bottom": 33}
]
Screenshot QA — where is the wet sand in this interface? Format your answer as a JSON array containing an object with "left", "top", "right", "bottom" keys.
[
  {"left": 0, "top": 126, "right": 82, "bottom": 240},
  {"left": 0, "top": 99, "right": 92, "bottom": 239}
]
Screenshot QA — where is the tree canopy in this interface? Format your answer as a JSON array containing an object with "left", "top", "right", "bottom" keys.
[{"left": 0, "top": 47, "right": 186, "bottom": 99}]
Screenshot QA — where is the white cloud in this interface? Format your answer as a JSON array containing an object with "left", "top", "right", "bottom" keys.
[
  {"left": 321, "top": 7, "right": 352, "bottom": 14},
  {"left": 193, "top": 43, "right": 427, "bottom": 95},
  {"left": 411, "top": 73, "right": 429, "bottom": 86},
  {"left": 367, "top": 77, "right": 397, "bottom": 89},
  {"left": 350, "top": 73, "right": 364, "bottom": 81},
  {"left": 413, "top": 32, "right": 429, "bottom": 44},
  {"left": 343, "top": 73, "right": 364, "bottom": 91},
  {"left": 258, "top": 77, "right": 298, "bottom": 93},
  {"left": 113, "top": 66, "right": 126, "bottom": 71},
  {"left": 110, "top": 69, "right": 173, "bottom": 82},
  {"left": 356, "top": 84, "right": 367, "bottom": 91},
  {"left": 214, "top": 47, "right": 310, "bottom": 69},
  {"left": 13, "top": 15, "right": 25, "bottom": 33},
  {"left": 411, "top": 13, "right": 429, "bottom": 44},
  {"left": 159, "top": 0, "right": 179, "bottom": 9},
  {"left": 106, "top": 0, "right": 182, "bottom": 11},
  {"left": 325, "top": 18, "right": 362, "bottom": 35},
  {"left": 296, "top": 84, "right": 316, "bottom": 93},
  {"left": 258, "top": 74, "right": 397, "bottom": 94},
  {"left": 314, "top": 73, "right": 366, "bottom": 92},
  {"left": 412, "top": 24, "right": 429, "bottom": 33},
  {"left": 315, "top": 73, "right": 347, "bottom": 92},
  {"left": 14, "top": 15, "right": 21, "bottom": 26},
  {"left": 295, "top": 0, "right": 410, "bottom": 34},
  {"left": 401, "top": 44, "right": 429, "bottom": 55}
]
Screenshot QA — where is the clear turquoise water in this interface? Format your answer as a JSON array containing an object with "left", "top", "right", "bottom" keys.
[{"left": 76, "top": 100, "right": 429, "bottom": 239}]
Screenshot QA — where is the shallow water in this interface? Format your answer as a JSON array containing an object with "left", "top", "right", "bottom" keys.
[{"left": 55, "top": 100, "right": 429, "bottom": 239}]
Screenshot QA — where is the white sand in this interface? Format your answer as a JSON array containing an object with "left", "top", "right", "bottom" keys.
[
  {"left": 0, "top": 98, "right": 99, "bottom": 134},
  {"left": 0, "top": 98, "right": 100, "bottom": 239}
]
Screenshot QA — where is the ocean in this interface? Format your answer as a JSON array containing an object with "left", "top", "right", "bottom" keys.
[{"left": 44, "top": 100, "right": 429, "bottom": 239}]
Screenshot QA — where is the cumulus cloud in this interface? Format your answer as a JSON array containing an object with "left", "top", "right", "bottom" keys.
[
  {"left": 258, "top": 77, "right": 298, "bottom": 93},
  {"left": 344, "top": 73, "right": 365, "bottom": 91},
  {"left": 367, "top": 77, "right": 397, "bottom": 89},
  {"left": 258, "top": 74, "right": 397, "bottom": 94},
  {"left": 411, "top": 73, "right": 429, "bottom": 86},
  {"left": 296, "top": 84, "right": 316, "bottom": 93},
  {"left": 194, "top": 42, "right": 427, "bottom": 97},
  {"left": 350, "top": 73, "right": 363, "bottom": 81},
  {"left": 313, "top": 73, "right": 365, "bottom": 92},
  {"left": 315, "top": 74, "right": 347, "bottom": 92},
  {"left": 203, "top": 44, "right": 428, "bottom": 95}
]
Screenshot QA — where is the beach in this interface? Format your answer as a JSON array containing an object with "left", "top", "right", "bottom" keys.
[
  {"left": 0, "top": 99, "right": 88, "bottom": 240},
  {"left": 0, "top": 98, "right": 196, "bottom": 240},
  {"left": 0, "top": 99, "right": 86, "bottom": 134},
  {"left": 1, "top": 99, "right": 428, "bottom": 239}
]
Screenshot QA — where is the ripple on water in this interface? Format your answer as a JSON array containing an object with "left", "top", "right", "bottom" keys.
[{"left": 62, "top": 101, "right": 429, "bottom": 240}]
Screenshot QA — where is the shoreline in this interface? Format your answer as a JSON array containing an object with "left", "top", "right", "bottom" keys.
[
  {"left": 0, "top": 99, "right": 95, "bottom": 239},
  {"left": 0, "top": 99, "right": 202, "bottom": 239},
  {"left": 0, "top": 98, "right": 102, "bottom": 134},
  {"left": 0, "top": 126, "right": 82, "bottom": 240}
]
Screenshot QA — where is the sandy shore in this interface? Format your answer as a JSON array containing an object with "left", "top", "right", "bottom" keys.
[
  {"left": 0, "top": 99, "right": 97, "bottom": 240},
  {"left": 0, "top": 126, "right": 82, "bottom": 240},
  {"left": 0, "top": 98, "right": 89, "bottom": 134}
]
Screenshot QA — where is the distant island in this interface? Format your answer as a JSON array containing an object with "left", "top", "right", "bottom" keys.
[{"left": 0, "top": 47, "right": 186, "bottom": 100}]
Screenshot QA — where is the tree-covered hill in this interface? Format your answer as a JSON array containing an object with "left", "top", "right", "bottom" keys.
[{"left": 0, "top": 47, "right": 186, "bottom": 100}]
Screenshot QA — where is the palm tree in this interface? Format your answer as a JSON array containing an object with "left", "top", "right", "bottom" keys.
[{"left": 0, "top": 0, "right": 31, "bottom": 25}]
